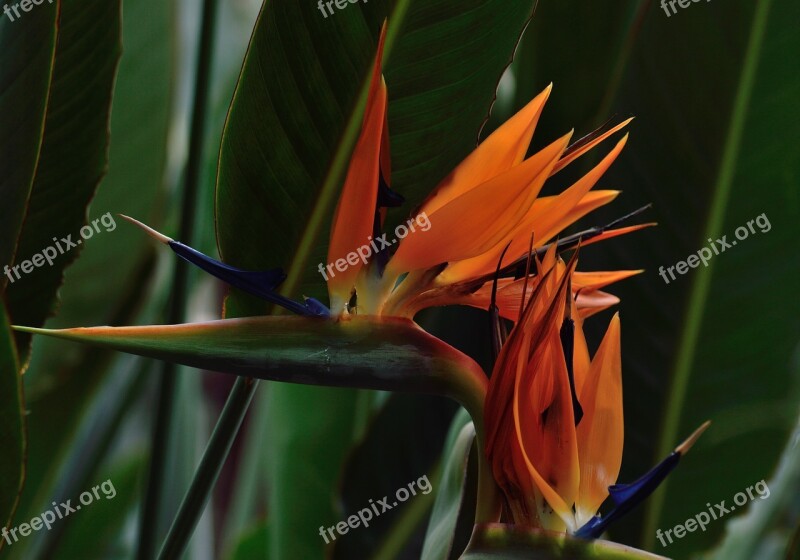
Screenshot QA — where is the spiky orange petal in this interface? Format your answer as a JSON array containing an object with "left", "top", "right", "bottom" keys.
[
  {"left": 327, "top": 26, "right": 388, "bottom": 312},
  {"left": 389, "top": 132, "right": 572, "bottom": 274},
  {"left": 575, "top": 313, "right": 624, "bottom": 527},
  {"left": 551, "top": 117, "right": 633, "bottom": 175},
  {"left": 422, "top": 85, "right": 553, "bottom": 216},
  {"left": 438, "top": 137, "right": 627, "bottom": 285}
]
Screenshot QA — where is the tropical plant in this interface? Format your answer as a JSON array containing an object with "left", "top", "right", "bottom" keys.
[{"left": 1, "top": 1, "right": 797, "bottom": 559}]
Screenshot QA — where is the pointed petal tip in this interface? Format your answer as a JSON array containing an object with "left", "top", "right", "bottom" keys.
[
  {"left": 119, "top": 214, "right": 172, "bottom": 244},
  {"left": 675, "top": 420, "right": 711, "bottom": 455}
]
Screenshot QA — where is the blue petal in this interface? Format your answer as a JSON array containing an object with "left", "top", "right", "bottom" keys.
[
  {"left": 575, "top": 452, "right": 681, "bottom": 539},
  {"left": 168, "top": 241, "right": 329, "bottom": 318}
]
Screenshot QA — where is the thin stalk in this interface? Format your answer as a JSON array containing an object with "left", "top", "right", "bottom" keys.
[
  {"left": 473, "top": 424, "right": 501, "bottom": 525},
  {"left": 157, "top": 376, "right": 258, "bottom": 560},
  {"left": 136, "top": 0, "right": 219, "bottom": 556}
]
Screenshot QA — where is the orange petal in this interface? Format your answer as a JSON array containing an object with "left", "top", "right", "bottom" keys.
[
  {"left": 437, "top": 136, "right": 626, "bottom": 286},
  {"left": 575, "top": 313, "right": 624, "bottom": 526},
  {"left": 389, "top": 132, "right": 571, "bottom": 275},
  {"left": 513, "top": 276, "right": 579, "bottom": 530},
  {"left": 486, "top": 260, "right": 579, "bottom": 529},
  {"left": 579, "top": 222, "right": 656, "bottom": 248},
  {"left": 422, "top": 85, "right": 552, "bottom": 216},
  {"left": 573, "top": 269, "right": 642, "bottom": 291},
  {"left": 552, "top": 117, "right": 633, "bottom": 175},
  {"left": 576, "top": 290, "right": 620, "bottom": 319},
  {"left": 572, "top": 306, "right": 590, "bottom": 396},
  {"left": 504, "top": 134, "right": 629, "bottom": 261},
  {"left": 327, "top": 27, "right": 388, "bottom": 311},
  {"left": 485, "top": 261, "right": 562, "bottom": 458},
  {"left": 525, "top": 189, "right": 621, "bottom": 247}
]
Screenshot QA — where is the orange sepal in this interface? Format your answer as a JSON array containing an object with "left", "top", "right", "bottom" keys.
[
  {"left": 389, "top": 132, "right": 571, "bottom": 275},
  {"left": 327, "top": 26, "right": 388, "bottom": 311},
  {"left": 422, "top": 85, "right": 553, "bottom": 216},
  {"left": 579, "top": 222, "right": 656, "bottom": 249},
  {"left": 437, "top": 136, "right": 627, "bottom": 286},
  {"left": 551, "top": 117, "right": 633, "bottom": 175},
  {"left": 575, "top": 313, "right": 624, "bottom": 526}
]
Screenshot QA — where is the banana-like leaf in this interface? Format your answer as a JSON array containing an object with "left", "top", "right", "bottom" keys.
[
  {"left": 10, "top": 0, "right": 168, "bottom": 536},
  {"left": 3, "top": 0, "right": 122, "bottom": 364},
  {"left": 461, "top": 525, "right": 667, "bottom": 560},
  {"left": 0, "top": 303, "right": 24, "bottom": 551},
  {"left": 0, "top": 1, "right": 58, "bottom": 273},
  {"left": 14, "top": 317, "right": 487, "bottom": 415}
]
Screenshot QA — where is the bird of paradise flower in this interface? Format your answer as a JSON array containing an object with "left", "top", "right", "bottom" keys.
[{"left": 16, "top": 23, "right": 708, "bottom": 556}]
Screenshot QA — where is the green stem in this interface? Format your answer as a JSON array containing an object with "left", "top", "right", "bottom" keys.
[
  {"left": 443, "top": 358, "right": 500, "bottom": 525},
  {"left": 136, "top": 0, "right": 219, "bottom": 556},
  {"left": 469, "top": 408, "right": 501, "bottom": 525},
  {"left": 157, "top": 376, "right": 258, "bottom": 560}
]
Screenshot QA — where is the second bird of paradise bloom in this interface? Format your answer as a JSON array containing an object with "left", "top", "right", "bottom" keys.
[{"left": 20, "top": 23, "right": 708, "bottom": 544}]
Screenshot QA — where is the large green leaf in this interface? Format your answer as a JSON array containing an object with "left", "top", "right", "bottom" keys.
[
  {"left": 0, "top": 303, "right": 24, "bottom": 551},
  {"left": 0, "top": 0, "right": 120, "bottom": 550},
  {"left": 628, "top": 1, "right": 800, "bottom": 554},
  {"left": 507, "top": 0, "right": 799, "bottom": 553},
  {"left": 214, "top": 2, "right": 535, "bottom": 558},
  {"left": 4, "top": 0, "right": 122, "bottom": 362},
  {"left": 0, "top": 1, "right": 57, "bottom": 273},
  {"left": 10, "top": 0, "right": 171, "bottom": 538}
]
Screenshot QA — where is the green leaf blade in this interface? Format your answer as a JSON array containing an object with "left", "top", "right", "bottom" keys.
[
  {"left": 0, "top": 3, "right": 58, "bottom": 271},
  {"left": 5, "top": 0, "right": 123, "bottom": 362}
]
